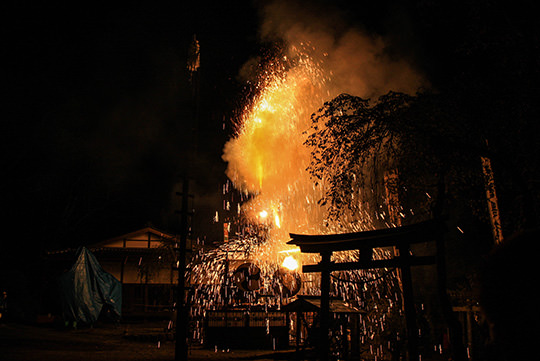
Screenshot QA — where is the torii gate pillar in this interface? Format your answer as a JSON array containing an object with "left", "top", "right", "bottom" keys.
[{"left": 288, "top": 219, "right": 446, "bottom": 361}]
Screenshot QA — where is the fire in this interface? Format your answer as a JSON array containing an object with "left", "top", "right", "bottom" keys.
[
  {"left": 282, "top": 255, "right": 299, "bottom": 271},
  {"left": 223, "top": 45, "right": 332, "bottom": 239},
  {"left": 220, "top": 44, "right": 385, "bottom": 284},
  {"left": 274, "top": 214, "right": 280, "bottom": 228},
  {"left": 187, "top": 40, "right": 407, "bottom": 361},
  {"left": 191, "top": 40, "right": 403, "bottom": 339},
  {"left": 188, "top": 5, "right": 428, "bottom": 355}
]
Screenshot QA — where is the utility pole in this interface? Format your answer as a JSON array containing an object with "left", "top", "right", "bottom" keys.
[
  {"left": 175, "top": 178, "right": 191, "bottom": 361},
  {"left": 174, "top": 33, "right": 200, "bottom": 361}
]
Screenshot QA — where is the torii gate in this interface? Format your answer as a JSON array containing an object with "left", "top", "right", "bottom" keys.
[{"left": 287, "top": 218, "right": 446, "bottom": 361}]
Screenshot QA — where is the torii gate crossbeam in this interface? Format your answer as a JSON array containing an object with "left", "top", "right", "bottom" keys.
[{"left": 287, "top": 218, "right": 446, "bottom": 361}]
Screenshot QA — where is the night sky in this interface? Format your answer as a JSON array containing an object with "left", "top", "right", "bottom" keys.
[
  {"left": 3, "top": 2, "right": 261, "bottom": 258},
  {"left": 3, "top": 1, "right": 538, "bottom": 267}
]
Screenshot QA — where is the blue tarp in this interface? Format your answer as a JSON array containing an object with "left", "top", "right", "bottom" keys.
[{"left": 58, "top": 247, "right": 122, "bottom": 324}]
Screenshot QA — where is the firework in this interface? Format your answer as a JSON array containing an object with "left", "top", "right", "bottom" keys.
[{"left": 188, "top": 42, "right": 406, "bottom": 359}]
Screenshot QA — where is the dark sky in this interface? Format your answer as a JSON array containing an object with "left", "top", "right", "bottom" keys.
[
  {"left": 2, "top": 0, "right": 538, "bottom": 263},
  {"left": 3, "top": 1, "right": 394, "bottom": 257},
  {"left": 3, "top": 2, "right": 261, "bottom": 256}
]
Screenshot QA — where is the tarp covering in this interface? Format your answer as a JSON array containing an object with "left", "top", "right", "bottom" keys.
[{"left": 58, "top": 247, "right": 122, "bottom": 324}]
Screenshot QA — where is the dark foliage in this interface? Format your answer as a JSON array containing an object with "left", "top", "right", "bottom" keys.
[{"left": 305, "top": 91, "right": 488, "bottom": 228}]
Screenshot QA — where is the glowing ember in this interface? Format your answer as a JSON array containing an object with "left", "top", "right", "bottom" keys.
[
  {"left": 274, "top": 214, "right": 280, "bottom": 228},
  {"left": 282, "top": 255, "right": 299, "bottom": 271}
]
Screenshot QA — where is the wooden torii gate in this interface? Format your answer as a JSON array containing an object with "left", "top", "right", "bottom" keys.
[{"left": 287, "top": 218, "right": 446, "bottom": 361}]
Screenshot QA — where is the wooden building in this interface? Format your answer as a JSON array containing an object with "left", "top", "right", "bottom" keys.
[
  {"left": 91, "top": 226, "right": 180, "bottom": 314},
  {"left": 48, "top": 226, "right": 184, "bottom": 316}
]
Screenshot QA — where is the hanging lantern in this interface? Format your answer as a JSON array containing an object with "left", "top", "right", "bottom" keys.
[{"left": 233, "top": 263, "right": 262, "bottom": 291}]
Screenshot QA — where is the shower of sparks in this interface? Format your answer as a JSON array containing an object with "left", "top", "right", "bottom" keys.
[{"left": 188, "top": 43, "right": 405, "bottom": 358}]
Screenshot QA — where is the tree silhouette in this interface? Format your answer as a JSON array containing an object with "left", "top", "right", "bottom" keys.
[
  {"left": 305, "top": 91, "right": 488, "bottom": 227},
  {"left": 305, "top": 90, "right": 494, "bottom": 361}
]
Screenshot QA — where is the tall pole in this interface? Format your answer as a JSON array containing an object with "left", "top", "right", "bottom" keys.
[
  {"left": 319, "top": 251, "right": 331, "bottom": 361},
  {"left": 174, "top": 33, "right": 200, "bottom": 361},
  {"left": 398, "top": 244, "right": 419, "bottom": 361},
  {"left": 175, "top": 178, "right": 190, "bottom": 361},
  {"left": 433, "top": 176, "right": 467, "bottom": 361}
]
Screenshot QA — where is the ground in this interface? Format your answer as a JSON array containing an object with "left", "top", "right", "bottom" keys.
[
  {"left": 0, "top": 320, "right": 454, "bottom": 361},
  {"left": 0, "top": 321, "right": 296, "bottom": 361}
]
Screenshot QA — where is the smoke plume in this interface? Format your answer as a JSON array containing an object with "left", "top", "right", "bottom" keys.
[
  {"left": 222, "top": 0, "right": 427, "bottom": 236},
  {"left": 258, "top": 0, "right": 427, "bottom": 98}
]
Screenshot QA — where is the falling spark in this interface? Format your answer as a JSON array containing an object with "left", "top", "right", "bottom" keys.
[{"left": 274, "top": 214, "right": 281, "bottom": 228}]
